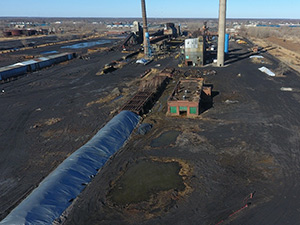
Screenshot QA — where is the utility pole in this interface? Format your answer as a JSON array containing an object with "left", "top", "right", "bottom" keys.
[
  {"left": 141, "top": 0, "right": 149, "bottom": 58},
  {"left": 217, "top": 0, "right": 227, "bottom": 67}
]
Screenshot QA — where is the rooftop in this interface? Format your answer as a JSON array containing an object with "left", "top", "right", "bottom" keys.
[{"left": 169, "top": 78, "right": 204, "bottom": 103}]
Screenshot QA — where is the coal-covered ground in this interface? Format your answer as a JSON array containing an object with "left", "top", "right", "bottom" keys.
[
  {"left": 0, "top": 35, "right": 62, "bottom": 51},
  {"left": 0, "top": 39, "right": 177, "bottom": 220},
  {"left": 62, "top": 42, "right": 300, "bottom": 225}
]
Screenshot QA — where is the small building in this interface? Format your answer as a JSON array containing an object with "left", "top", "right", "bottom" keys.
[
  {"left": 10, "top": 29, "right": 23, "bottom": 36},
  {"left": 132, "top": 21, "right": 142, "bottom": 36},
  {"left": 185, "top": 37, "right": 206, "bottom": 66},
  {"left": 163, "top": 23, "right": 177, "bottom": 37},
  {"left": 167, "top": 78, "right": 211, "bottom": 117}
]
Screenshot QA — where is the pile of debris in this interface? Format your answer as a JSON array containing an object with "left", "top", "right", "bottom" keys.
[{"left": 184, "top": 69, "right": 216, "bottom": 78}]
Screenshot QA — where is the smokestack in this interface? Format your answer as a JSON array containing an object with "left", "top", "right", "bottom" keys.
[
  {"left": 141, "top": 0, "right": 149, "bottom": 57},
  {"left": 217, "top": 0, "right": 227, "bottom": 67}
]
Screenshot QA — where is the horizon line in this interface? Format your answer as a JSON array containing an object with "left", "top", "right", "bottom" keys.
[{"left": 0, "top": 16, "right": 299, "bottom": 20}]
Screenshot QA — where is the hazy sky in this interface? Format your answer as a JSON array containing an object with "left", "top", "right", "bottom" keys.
[{"left": 0, "top": 0, "right": 299, "bottom": 19}]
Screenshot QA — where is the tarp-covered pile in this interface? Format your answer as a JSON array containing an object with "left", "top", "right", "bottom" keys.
[
  {"left": 258, "top": 66, "right": 275, "bottom": 76},
  {"left": 249, "top": 55, "right": 264, "bottom": 59},
  {"left": 0, "top": 111, "right": 140, "bottom": 225}
]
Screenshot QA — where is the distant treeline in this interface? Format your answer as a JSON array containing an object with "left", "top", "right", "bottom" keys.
[{"left": 240, "top": 26, "right": 300, "bottom": 39}]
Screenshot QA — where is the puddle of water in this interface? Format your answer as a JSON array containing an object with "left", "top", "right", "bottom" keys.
[
  {"left": 157, "top": 103, "right": 163, "bottom": 112},
  {"left": 41, "top": 50, "right": 58, "bottom": 55},
  {"left": 61, "top": 40, "right": 111, "bottom": 49},
  {"left": 108, "top": 160, "right": 184, "bottom": 205},
  {"left": 151, "top": 130, "right": 181, "bottom": 147},
  {"left": 110, "top": 95, "right": 123, "bottom": 103}
]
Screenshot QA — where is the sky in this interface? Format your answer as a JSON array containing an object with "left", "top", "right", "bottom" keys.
[{"left": 0, "top": 0, "right": 299, "bottom": 19}]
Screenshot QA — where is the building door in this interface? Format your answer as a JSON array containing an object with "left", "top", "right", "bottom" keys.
[{"left": 179, "top": 106, "right": 187, "bottom": 116}]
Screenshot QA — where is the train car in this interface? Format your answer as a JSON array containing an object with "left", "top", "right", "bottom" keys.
[
  {"left": 36, "top": 57, "right": 54, "bottom": 69},
  {"left": 0, "top": 52, "right": 75, "bottom": 81},
  {"left": 0, "top": 64, "right": 27, "bottom": 81},
  {"left": 15, "top": 60, "right": 39, "bottom": 72},
  {"left": 67, "top": 53, "right": 74, "bottom": 60},
  {"left": 47, "top": 53, "right": 68, "bottom": 64}
]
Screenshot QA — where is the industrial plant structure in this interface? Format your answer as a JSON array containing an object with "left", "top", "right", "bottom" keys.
[
  {"left": 167, "top": 78, "right": 211, "bottom": 117},
  {"left": 163, "top": 23, "right": 177, "bottom": 37},
  {"left": 184, "top": 37, "right": 206, "bottom": 67}
]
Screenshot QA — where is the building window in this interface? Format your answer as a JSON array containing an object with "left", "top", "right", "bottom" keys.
[
  {"left": 170, "top": 106, "right": 177, "bottom": 114},
  {"left": 189, "top": 107, "right": 197, "bottom": 114},
  {"left": 179, "top": 106, "right": 187, "bottom": 111}
]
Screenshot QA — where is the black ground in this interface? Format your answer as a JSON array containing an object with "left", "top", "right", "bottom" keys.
[
  {"left": 63, "top": 42, "right": 300, "bottom": 225},
  {"left": 0, "top": 39, "right": 177, "bottom": 220},
  {"left": 1, "top": 38, "right": 300, "bottom": 225}
]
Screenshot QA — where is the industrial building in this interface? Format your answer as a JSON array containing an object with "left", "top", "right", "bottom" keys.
[
  {"left": 163, "top": 23, "right": 177, "bottom": 37},
  {"left": 167, "top": 78, "right": 211, "bottom": 117},
  {"left": 184, "top": 36, "right": 206, "bottom": 66},
  {"left": 132, "top": 21, "right": 142, "bottom": 36},
  {"left": 3, "top": 29, "right": 51, "bottom": 37}
]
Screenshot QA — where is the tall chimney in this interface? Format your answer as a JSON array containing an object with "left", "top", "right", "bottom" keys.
[
  {"left": 141, "top": 0, "right": 149, "bottom": 58},
  {"left": 217, "top": 0, "right": 227, "bottom": 67}
]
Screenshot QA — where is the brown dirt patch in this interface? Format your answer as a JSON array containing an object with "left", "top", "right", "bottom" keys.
[{"left": 267, "top": 36, "right": 300, "bottom": 55}]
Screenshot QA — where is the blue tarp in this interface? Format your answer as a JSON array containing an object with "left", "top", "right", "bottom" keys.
[{"left": 0, "top": 111, "right": 140, "bottom": 225}]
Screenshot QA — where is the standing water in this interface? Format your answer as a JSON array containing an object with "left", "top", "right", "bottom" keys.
[
  {"left": 61, "top": 40, "right": 112, "bottom": 49},
  {"left": 151, "top": 130, "right": 181, "bottom": 147}
]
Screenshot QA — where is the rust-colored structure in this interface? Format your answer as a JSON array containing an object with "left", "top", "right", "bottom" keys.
[
  {"left": 120, "top": 75, "right": 168, "bottom": 115},
  {"left": 10, "top": 29, "right": 23, "bottom": 36},
  {"left": 3, "top": 29, "right": 46, "bottom": 37},
  {"left": 167, "top": 78, "right": 211, "bottom": 117},
  {"left": 160, "top": 67, "right": 175, "bottom": 78}
]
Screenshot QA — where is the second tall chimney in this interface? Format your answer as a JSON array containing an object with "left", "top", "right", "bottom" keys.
[
  {"left": 141, "top": 0, "right": 149, "bottom": 58},
  {"left": 217, "top": 0, "right": 227, "bottom": 67}
]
